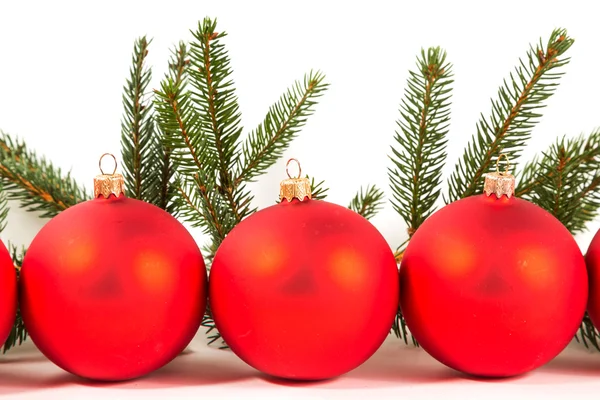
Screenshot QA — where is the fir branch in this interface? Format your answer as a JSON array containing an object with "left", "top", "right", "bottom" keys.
[
  {"left": 389, "top": 47, "right": 453, "bottom": 234},
  {"left": 348, "top": 185, "right": 385, "bottom": 220},
  {"left": 576, "top": 313, "right": 600, "bottom": 351},
  {"left": 171, "top": 172, "right": 235, "bottom": 248},
  {"left": 202, "top": 307, "right": 227, "bottom": 348},
  {"left": 189, "top": 18, "right": 245, "bottom": 224},
  {"left": 155, "top": 45, "right": 219, "bottom": 226},
  {"left": 446, "top": 28, "right": 574, "bottom": 203},
  {"left": 151, "top": 129, "right": 176, "bottom": 212},
  {"left": 3, "top": 245, "right": 26, "bottom": 353},
  {"left": 154, "top": 50, "right": 208, "bottom": 178},
  {"left": 310, "top": 177, "right": 329, "bottom": 200},
  {"left": 517, "top": 130, "right": 600, "bottom": 233},
  {"left": 236, "top": 71, "right": 328, "bottom": 184},
  {"left": 0, "top": 182, "right": 8, "bottom": 232},
  {"left": 149, "top": 43, "right": 190, "bottom": 212},
  {"left": 120, "top": 36, "right": 156, "bottom": 201},
  {"left": 0, "top": 131, "right": 88, "bottom": 217},
  {"left": 391, "top": 308, "right": 418, "bottom": 346},
  {"left": 190, "top": 18, "right": 242, "bottom": 179}
]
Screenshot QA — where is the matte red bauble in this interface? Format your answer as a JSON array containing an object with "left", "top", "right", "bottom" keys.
[
  {"left": 20, "top": 156, "right": 206, "bottom": 381},
  {"left": 400, "top": 160, "right": 587, "bottom": 377},
  {"left": 586, "top": 229, "right": 600, "bottom": 328},
  {"left": 209, "top": 160, "right": 399, "bottom": 380},
  {"left": 0, "top": 240, "right": 17, "bottom": 346}
]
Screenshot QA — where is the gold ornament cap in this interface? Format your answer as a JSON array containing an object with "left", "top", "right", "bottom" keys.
[
  {"left": 484, "top": 154, "right": 515, "bottom": 198},
  {"left": 94, "top": 153, "right": 125, "bottom": 198},
  {"left": 279, "top": 158, "right": 312, "bottom": 202}
]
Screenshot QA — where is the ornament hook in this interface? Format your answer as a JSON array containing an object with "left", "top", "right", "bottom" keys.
[
  {"left": 484, "top": 153, "right": 515, "bottom": 198},
  {"left": 496, "top": 153, "right": 511, "bottom": 176},
  {"left": 286, "top": 158, "right": 302, "bottom": 179},
  {"left": 99, "top": 153, "right": 118, "bottom": 176}
]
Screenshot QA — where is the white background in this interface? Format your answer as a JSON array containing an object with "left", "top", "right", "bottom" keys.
[
  {"left": 0, "top": 0, "right": 599, "bottom": 250},
  {"left": 0, "top": 0, "right": 600, "bottom": 398}
]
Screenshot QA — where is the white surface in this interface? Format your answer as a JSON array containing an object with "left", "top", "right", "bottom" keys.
[
  {"left": 3, "top": 335, "right": 600, "bottom": 400},
  {"left": 1, "top": 1, "right": 600, "bottom": 398}
]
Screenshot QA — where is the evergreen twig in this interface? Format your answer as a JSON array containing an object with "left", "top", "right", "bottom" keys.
[
  {"left": 0, "top": 182, "right": 8, "bottom": 232},
  {"left": 446, "top": 28, "right": 574, "bottom": 202},
  {"left": 389, "top": 47, "right": 453, "bottom": 235},
  {"left": 189, "top": 19, "right": 246, "bottom": 225},
  {"left": 0, "top": 182, "right": 28, "bottom": 353},
  {"left": 391, "top": 308, "right": 419, "bottom": 346},
  {"left": 120, "top": 37, "right": 175, "bottom": 210},
  {"left": 152, "top": 42, "right": 190, "bottom": 212},
  {"left": 120, "top": 36, "right": 154, "bottom": 201},
  {"left": 348, "top": 185, "right": 385, "bottom": 220},
  {"left": 0, "top": 131, "right": 88, "bottom": 217},
  {"left": 202, "top": 307, "right": 227, "bottom": 348},
  {"left": 155, "top": 40, "right": 218, "bottom": 237},
  {"left": 517, "top": 130, "right": 600, "bottom": 233},
  {"left": 235, "top": 70, "right": 328, "bottom": 185},
  {"left": 310, "top": 177, "right": 329, "bottom": 201},
  {"left": 575, "top": 313, "right": 600, "bottom": 351},
  {"left": 154, "top": 56, "right": 208, "bottom": 177},
  {"left": 3, "top": 245, "right": 26, "bottom": 353}
]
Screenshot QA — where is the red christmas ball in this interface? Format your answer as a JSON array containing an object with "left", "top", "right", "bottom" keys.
[
  {"left": 586, "top": 229, "right": 600, "bottom": 327},
  {"left": 400, "top": 190, "right": 587, "bottom": 377},
  {"left": 0, "top": 241, "right": 17, "bottom": 346},
  {"left": 210, "top": 195, "right": 398, "bottom": 380},
  {"left": 21, "top": 188, "right": 206, "bottom": 381}
]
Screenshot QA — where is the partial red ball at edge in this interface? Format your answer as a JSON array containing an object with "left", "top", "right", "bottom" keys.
[
  {"left": 20, "top": 195, "right": 207, "bottom": 381},
  {"left": 0, "top": 241, "right": 17, "bottom": 347},
  {"left": 209, "top": 199, "right": 399, "bottom": 380},
  {"left": 400, "top": 194, "right": 588, "bottom": 378},
  {"left": 586, "top": 229, "right": 600, "bottom": 328}
]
